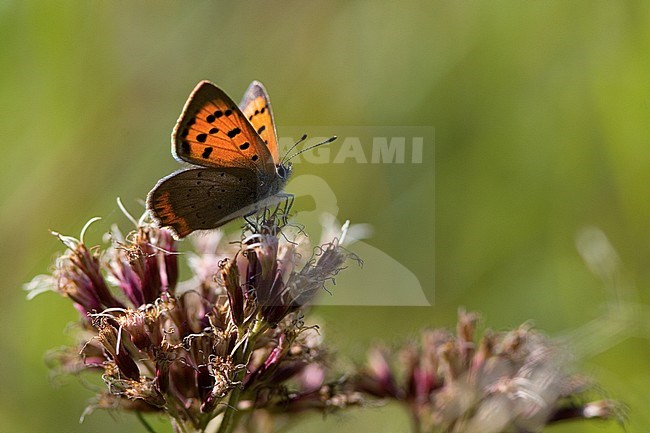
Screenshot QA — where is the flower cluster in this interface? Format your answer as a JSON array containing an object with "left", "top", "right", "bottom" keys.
[
  {"left": 28, "top": 214, "right": 361, "bottom": 433},
  {"left": 350, "top": 309, "right": 621, "bottom": 433}
]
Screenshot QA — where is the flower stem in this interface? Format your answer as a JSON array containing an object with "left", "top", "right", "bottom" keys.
[{"left": 135, "top": 411, "right": 157, "bottom": 433}]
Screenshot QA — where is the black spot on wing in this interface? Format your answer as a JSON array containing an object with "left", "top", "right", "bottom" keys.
[
  {"left": 202, "top": 147, "right": 213, "bottom": 158},
  {"left": 227, "top": 128, "right": 241, "bottom": 138}
]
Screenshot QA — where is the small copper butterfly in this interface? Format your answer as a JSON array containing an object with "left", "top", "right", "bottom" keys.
[{"left": 147, "top": 80, "right": 292, "bottom": 238}]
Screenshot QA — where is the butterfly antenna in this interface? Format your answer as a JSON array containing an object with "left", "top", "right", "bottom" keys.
[
  {"left": 280, "top": 134, "right": 308, "bottom": 165},
  {"left": 284, "top": 136, "right": 337, "bottom": 162}
]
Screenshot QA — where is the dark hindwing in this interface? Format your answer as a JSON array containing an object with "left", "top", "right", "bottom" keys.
[
  {"left": 239, "top": 81, "right": 280, "bottom": 164},
  {"left": 146, "top": 167, "right": 263, "bottom": 238},
  {"left": 172, "top": 81, "right": 276, "bottom": 175}
]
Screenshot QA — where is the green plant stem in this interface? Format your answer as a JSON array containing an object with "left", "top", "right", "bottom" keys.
[
  {"left": 170, "top": 418, "right": 193, "bottom": 433},
  {"left": 136, "top": 411, "right": 157, "bottom": 433}
]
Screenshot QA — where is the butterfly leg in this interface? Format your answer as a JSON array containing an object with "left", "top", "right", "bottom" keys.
[
  {"left": 275, "top": 193, "right": 294, "bottom": 227},
  {"left": 243, "top": 213, "right": 258, "bottom": 232}
]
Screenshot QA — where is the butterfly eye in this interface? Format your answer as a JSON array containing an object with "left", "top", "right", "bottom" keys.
[{"left": 276, "top": 164, "right": 290, "bottom": 179}]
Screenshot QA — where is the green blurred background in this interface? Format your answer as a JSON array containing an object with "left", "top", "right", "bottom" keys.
[{"left": 2, "top": 1, "right": 649, "bottom": 432}]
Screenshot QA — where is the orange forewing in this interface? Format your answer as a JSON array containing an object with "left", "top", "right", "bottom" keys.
[
  {"left": 239, "top": 81, "right": 280, "bottom": 164},
  {"left": 172, "top": 81, "right": 275, "bottom": 174}
]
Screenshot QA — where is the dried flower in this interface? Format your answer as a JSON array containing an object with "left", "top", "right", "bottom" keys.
[{"left": 350, "top": 309, "right": 622, "bottom": 433}]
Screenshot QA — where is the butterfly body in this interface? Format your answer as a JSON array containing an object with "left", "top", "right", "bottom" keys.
[{"left": 147, "top": 81, "right": 290, "bottom": 238}]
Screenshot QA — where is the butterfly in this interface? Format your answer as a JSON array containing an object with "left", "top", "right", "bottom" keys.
[{"left": 147, "top": 80, "right": 292, "bottom": 238}]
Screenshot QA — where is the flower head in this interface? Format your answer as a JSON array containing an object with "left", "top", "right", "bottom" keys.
[{"left": 27, "top": 210, "right": 360, "bottom": 432}]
